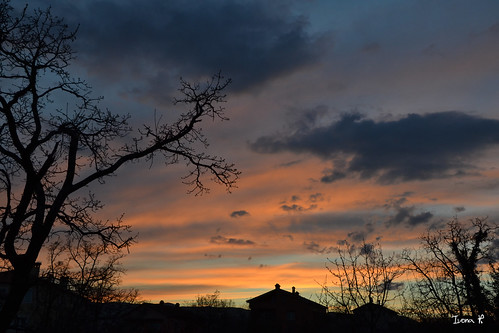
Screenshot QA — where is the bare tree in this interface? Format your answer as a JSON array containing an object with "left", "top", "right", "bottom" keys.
[
  {"left": 0, "top": 1, "right": 239, "bottom": 330},
  {"left": 402, "top": 218, "right": 498, "bottom": 320},
  {"left": 33, "top": 235, "right": 138, "bottom": 332},
  {"left": 191, "top": 290, "right": 235, "bottom": 308},
  {"left": 318, "top": 240, "right": 404, "bottom": 314},
  {"left": 43, "top": 235, "right": 139, "bottom": 304}
]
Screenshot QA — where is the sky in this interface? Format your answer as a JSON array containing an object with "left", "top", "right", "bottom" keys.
[{"left": 18, "top": 0, "right": 499, "bottom": 305}]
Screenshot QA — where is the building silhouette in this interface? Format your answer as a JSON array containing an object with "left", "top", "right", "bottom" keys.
[{"left": 247, "top": 283, "right": 326, "bottom": 333}]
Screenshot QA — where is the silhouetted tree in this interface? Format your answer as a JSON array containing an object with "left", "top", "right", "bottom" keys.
[
  {"left": 0, "top": 1, "right": 239, "bottom": 331},
  {"left": 402, "top": 218, "right": 498, "bottom": 320},
  {"left": 33, "top": 235, "right": 138, "bottom": 332},
  {"left": 491, "top": 263, "right": 499, "bottom": 319},
  {"left": 43, "top": 235, "right": 139, "bottom": 304},
  {"left": 318, "top": 240, "right": 404, "bottom": 313},
  {"left": 192, "top": 290, "right": 235, "bottom": 308}
]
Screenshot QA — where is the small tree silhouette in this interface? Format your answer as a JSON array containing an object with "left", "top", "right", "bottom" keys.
[
  {"left": 192, "top": 290, "right": 235, "bottom": 308},
  {"left": 33, "top": 235, "right": 138, "bottom": 332},
  {"left": 43, "top": 235, "right": 139, "bottom": 304}
]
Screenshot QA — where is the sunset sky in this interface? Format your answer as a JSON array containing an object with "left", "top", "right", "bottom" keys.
[{"left": 22, "top": 0, "right": 499, "bottom": 305}]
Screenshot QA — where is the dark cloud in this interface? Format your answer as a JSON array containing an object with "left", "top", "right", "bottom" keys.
[
  {"left": 321, "top": 170, "right": 347, "bottom": 183},
  {"left": 385, "top": 198, "right": 433, "bottom": 227},
  {"left": 454, "top": 206, "right": 466, "bottom": 213},
  {"left": 388, "top": 206, "right": 433, "bottom": 227},
  {"left": 230, "top": 210, "right": 250, "bottom": 218},
  {"left": 251, "top": 111, "right": 499, "bottom": 183},
  {"left": 38, "top": 0, "right": 329, "bottom": 97},
  {"left": 309, "top": 193, "right": 324, "bottom": 202},
  {"left": 281, "top": 204, "right": 317, "bottom": 212},
  {"left": 407, "top": 211, "right": 433, "bottom": 225},
  {"left": 347, "top": 222, "right": 375, "bottom": 242},
  {"left": 281, "top": 204, "right": 303, "bottom": 212},
  {"left": 303, "top": 241, "right": 335, "bottom": 254},
  {"left": 210, "top": 235, "right": 255, "bottom": 246},
  {"left": 280, "top": 193, "right": 323, "bottom": 213},
  {"left": 347, "top": 231, "right": 367, "bottom": 242}
]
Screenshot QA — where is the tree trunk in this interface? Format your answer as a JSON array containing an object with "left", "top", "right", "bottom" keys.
[{"left": 0, "top": 264, "right": 35, "bottom": 333}]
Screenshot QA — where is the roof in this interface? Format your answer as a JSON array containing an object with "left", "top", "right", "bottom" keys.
[{"left": 246, "top": 283, "right": 326, "bottom": 311}]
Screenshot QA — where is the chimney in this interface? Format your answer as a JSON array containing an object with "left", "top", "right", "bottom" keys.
[
  {"left": 292, "top": 286, "right": 296, "bottom": 294},
  {"left": 275, "top": 283, "right": 280, "bottom": 290}
]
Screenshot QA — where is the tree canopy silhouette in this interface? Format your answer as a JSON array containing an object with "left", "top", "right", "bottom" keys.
[
  {"left": 402, "top": 218, "right": 498, "bottom": 320},
  {"left": 318, "top": 240, "right": 403, "bottom": 314},
  {"left": 0, "top": 1, "right": 239, "bottom": 330},
  {"left": 192, "top": 290, "right": 235, "bottom": 308}
]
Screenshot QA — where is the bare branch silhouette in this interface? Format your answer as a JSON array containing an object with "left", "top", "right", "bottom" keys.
[{"left": 0, "top": 2, "right": 239, "bottom": 330}]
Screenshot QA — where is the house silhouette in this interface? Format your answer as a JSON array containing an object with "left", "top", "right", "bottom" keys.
[{"left": 246, "top": 283, "right": 326, "bottom": 333}]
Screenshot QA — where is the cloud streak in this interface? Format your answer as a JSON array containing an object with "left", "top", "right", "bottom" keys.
[
  {"left": 210, "top": 235, "right": 255, "bottom": 246},
  {"left": 281, "top": 204, "right": 317, "bottom": 212},
  {"left": 230, "top": 210, "right": 250, "bottom": 218}
]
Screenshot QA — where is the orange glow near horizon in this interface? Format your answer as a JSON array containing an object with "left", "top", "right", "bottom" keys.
[
  {"left": 104, "top": 155, "right": 499, "bottom": 305},
  {"left": 123, "top": 262, "right": 328, "bottom": 304}
]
